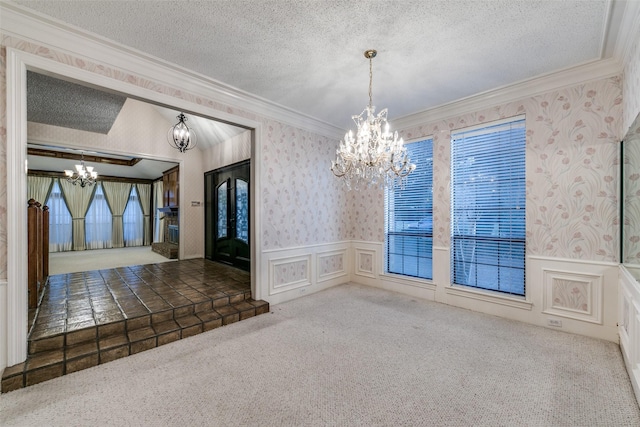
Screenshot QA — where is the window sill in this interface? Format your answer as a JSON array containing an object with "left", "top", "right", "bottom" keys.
[
  {"left": 445, "top": 284, "right": 532, "bottom": 311},
  {"left": 381, "top": 272, "right": 437, "bottom": 291}
]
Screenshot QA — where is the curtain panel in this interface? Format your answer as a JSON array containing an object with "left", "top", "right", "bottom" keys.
[
  {"left": 85, "top": 183, "right": 113, "bottom": 249},
  {"left": 46, "top": 179, "right": 73, "bottom": 252},
  {"left": 153, "top": 181, "right": 164, "bottom": 243},
  {"left": 137, "top": 183, "right": 152, "bottom": 246},
  {"left": 27, "top": 176, "right": 53, "bottom": 206},
  {"left": 102, "top": 181, "right": 132, "bottom": 248},
  {"left": 59, "top": 179, "right": 96, "bottom": 251}
]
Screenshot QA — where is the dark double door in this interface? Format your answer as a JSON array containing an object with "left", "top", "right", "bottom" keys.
[{"left": 205, "top": 160, "right": 250, "bottom": 271}]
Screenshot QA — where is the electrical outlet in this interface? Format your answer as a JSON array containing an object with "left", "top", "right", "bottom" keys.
[{"left": 547, "top": 319, "right": 562, "bottom": 327}]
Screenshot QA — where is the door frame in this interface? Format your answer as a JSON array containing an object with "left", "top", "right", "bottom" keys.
[
  {"left": 205, "top": 159, "right": 251, "bottom": 270},
  {"left": 5, "top": 48, "right": 264, "bottom": 367}
]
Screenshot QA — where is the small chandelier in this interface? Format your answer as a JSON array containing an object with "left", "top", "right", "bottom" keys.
[
  {"left": 64, "top": 153, "right": 97, "bottom": 187},
  {"left": 168, "top": 113, "right": 197, "bottom": 153},
  {"left": 331, "top": 49, "right": 415, "bottom": 189}
]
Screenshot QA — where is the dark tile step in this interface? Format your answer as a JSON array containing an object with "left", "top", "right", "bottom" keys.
[
  {"left": 4, "top": 299, "right": 270, "bottom": 393},
  {"left": 26, "top": 293, "right": 263, "bottom": 355}
]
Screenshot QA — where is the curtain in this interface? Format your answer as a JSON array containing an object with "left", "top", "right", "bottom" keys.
[
  {"left": 27, "top": 176, "right": 53, "bottom": 205},
  {"left": 153, "top": 180, "right": 164, "bottom": 243},
  {"left": 59, "top": 178, "right": 95, "bottom": 251},
  {"left": 136, "top": 183, "right": 152, "bottom": 245},
  {"left": 45, "top": 179, "right": 72, "bottom": 252},
  {"left": 85, "top": 183, "right": 113, "bottom": 249},
  {"left": 123, "top": 186, "right": 144, "bottom": 247},
  {"left": 102, "top": 181, "right": 132, "bottom": 248}
]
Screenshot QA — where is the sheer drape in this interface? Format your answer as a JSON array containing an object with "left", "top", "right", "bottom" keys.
[
  {"left": 27, "top": 176, "right": 53, "bottom": 205},
  {"left": 153, "top": 181, "right": 164, "bottom": 243},
  {"left": 136, "top": 183, "right": 152, "bottom": 245},
  {"left": 85, "top": 183, "right": 113, "bottom": 249},
  {"left": 123, "top": 186, "right": 144, "bottom": 247},
  {"left": 102, "top": 181, "right": 132, "bottom": 248},
  {"left": 45, "top": 179, "right": 72, "bottom": 252},
  {"left": 59, "top": 179, "right": 95, "bottom": 251}
]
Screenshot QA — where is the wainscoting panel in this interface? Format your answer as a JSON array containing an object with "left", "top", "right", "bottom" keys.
[
  {"left": 269, "top": 255, "right": 312, "bottom": 295},
  {"left": 619, "top": 265, "right": 640, "bottom": 405},
  {"left": 345, "top": 244, "right": 619, "bottom": 342},
  {"left": 542, "top": 269, "right": 603, "bottom": 324},
  {"left": 317, "top": 249, "right": 348, "bottom": 283},
  {"left": 354, "top": 246, "right": 377, "bottom": 279},
  {"left": 261, "top": 242, "right": 350, "bottom": 305}
]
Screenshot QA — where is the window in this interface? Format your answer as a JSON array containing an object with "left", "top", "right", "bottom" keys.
[
  {"left": 451, "top": 117, "right": 526, "bottom": 296},
  {"left": 46, "top": 180, "right": 72, "bottom": 252},
  {"left": 85, "top": 183, "right": 112, "bottom": 249},
  {"left": 123, "top": 186, "right": 144, "bottom": 247},
  {"left": 385, "top": 138, "right": 433, "bottom": 279},
  {"left": 236, "top": 179, "right": 249, "bottom": 243}
]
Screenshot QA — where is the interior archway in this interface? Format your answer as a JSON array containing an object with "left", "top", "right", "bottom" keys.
[{"left": 6, "top": 48, "right": 263, "bottom": 366}]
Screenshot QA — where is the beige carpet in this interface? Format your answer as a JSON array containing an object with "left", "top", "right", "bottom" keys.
[
  {"left": 49, "top": 246, "right": 175, "bottom": 275},
  {"left": 1, "top": 283, "right": 639, "bottom": 426}
]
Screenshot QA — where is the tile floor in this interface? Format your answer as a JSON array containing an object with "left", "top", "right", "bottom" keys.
[{"left": 2, "top": 259, "right": 269, "bottom": 393}]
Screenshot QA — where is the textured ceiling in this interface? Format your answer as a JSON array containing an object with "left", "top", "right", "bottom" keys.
[
  {"left": 13, "top": 0, "right": 619, "bottom": 130},
  {"left": 27, "top": 71, "right": 126, "bottom": 134}
]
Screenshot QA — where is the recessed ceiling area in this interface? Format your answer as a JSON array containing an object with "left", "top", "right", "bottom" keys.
[
  {"left": 25, "top": 71, "right": 248, "bottom": 179},
  {"left": 27, "top": 145, "right": 178, "bottom": 180},
  {"left": 28, "top": 71, "right": 126, "bottom": 134}
]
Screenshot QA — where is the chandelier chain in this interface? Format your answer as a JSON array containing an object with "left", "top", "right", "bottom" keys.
[{"left": 368, "top": 54, "right": 373, "bottom": 108}]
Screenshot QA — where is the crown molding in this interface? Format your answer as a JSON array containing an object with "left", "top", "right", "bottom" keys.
[
  {"left": 0, "top": 2, "right": 344, "bottom": 140},
  {"left": 393, "top": 1, "right": 639, "bottom": 131},
  {"left": 393, "top": 57, "right": 623, "bottom": 131}
]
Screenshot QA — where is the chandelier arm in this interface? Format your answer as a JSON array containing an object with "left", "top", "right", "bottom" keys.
[{"left": 331, "top": 160, "right": 352, "bottom": 178}]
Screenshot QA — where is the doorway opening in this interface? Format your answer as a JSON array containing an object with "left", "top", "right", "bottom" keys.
[{"left": 5, "top": 50, "right": 263, "bottom": 369}]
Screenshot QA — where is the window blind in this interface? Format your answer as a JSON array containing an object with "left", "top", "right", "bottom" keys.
[
  {"left": 451, "top": 117, "right": 525, "bottom": 296},
  {"left": 385, "top": 138, "right": 433, "bottom": 279}
]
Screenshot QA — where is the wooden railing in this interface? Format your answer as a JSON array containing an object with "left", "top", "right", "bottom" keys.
[{"left": 27, "top": 198, "right": 49, "bottom": 309}]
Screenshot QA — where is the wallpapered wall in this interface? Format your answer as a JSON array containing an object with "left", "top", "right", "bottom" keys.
[
  {"left": 350, "top": 76, "right": 623, "bottom": 263},
  {"left": 623, "top": 26, "right": 640, "bottom": 133},
  {"left": 0, "top": 46, "right": 8, "bottom": 280},
  {"left": 622, "top": 25, "right": 640, "bottom": 265},
  {"left": 0, "top": 35, "right": 350, "bottom": 280}
]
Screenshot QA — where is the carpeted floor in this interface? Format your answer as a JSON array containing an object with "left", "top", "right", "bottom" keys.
[
  {"left": 49, "top": 246, "right": 175, "bottom": 275},
  {"left": 2, "top": 283, "right": 639, "bottom": 426}
]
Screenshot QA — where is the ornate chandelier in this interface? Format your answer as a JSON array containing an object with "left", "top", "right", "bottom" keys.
[
  {"left": 64, "top": 153, "right": 97, "bottom": 187},
  {"left": 331, "top": 49, "right": 415, "bottom": 189},
  {"left": 168, "top": 113, "right": 197, "bottom": 153}
]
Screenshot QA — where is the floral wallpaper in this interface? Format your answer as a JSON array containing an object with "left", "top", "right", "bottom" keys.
[
  {"left": 552, "top": 278, "right": 589, "bottom": 313},
  {"left": 623, "top": 22, "right": 640, "bottom": 133},
  {"left": 0, "top": 46, "right": 7, "bottom": 279},
  {"left": 319, "top": 253, "right": 344, "bottom": 277},
  {"left": 273, "top": 259, "right": 308, "bottom": 287},
  {"left": 623, "top": 116, "right": 640, "bottom": 264},
  {"left": 358, "top": 252, "right": 373, "bottom": 274},
  {"left": 261, "top": 120, "right": 350, "bottom": 249},
  {"left": 622, "top": 21, "right": 640, "bottom": 265},
  {"left": 351, "top": 77, "right": 623, "bottom": 263}
]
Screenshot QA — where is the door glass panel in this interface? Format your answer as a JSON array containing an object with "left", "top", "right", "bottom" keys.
[
  {"left": 236, "top": 179, "right": 249, "bottom": 243},
  {"left": 217, "top": 182, "right": 227, "bottom": 238}
]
